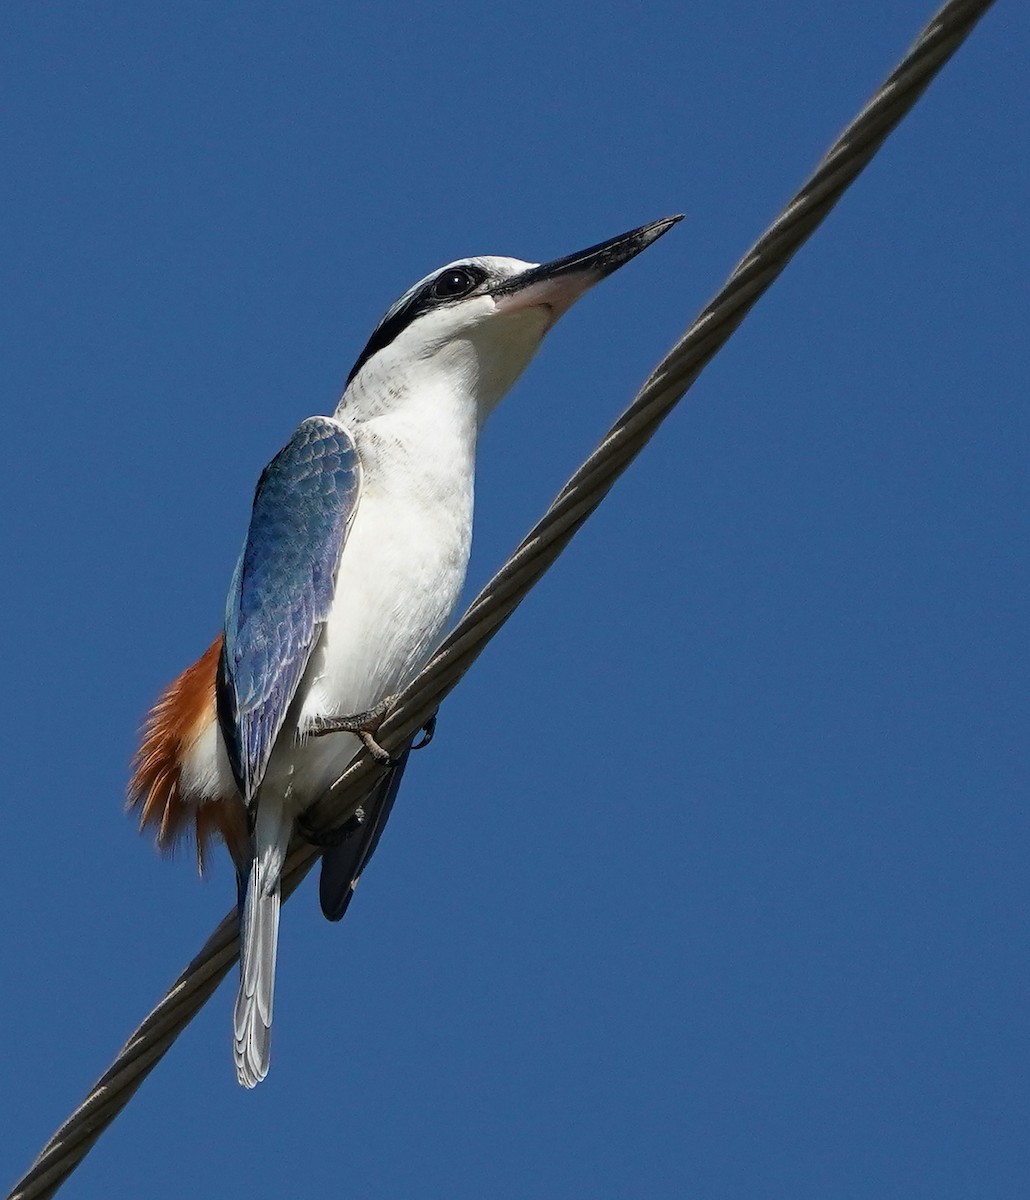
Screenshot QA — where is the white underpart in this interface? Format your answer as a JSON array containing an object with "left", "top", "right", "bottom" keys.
[
  {"left": 268, "top": 273, "right": 554, "bottom": 814},
  {"left": 180, "top": 716, "right": 233, "bottom": 800},
  {"left": 230, "top": 260, "right": 566, "bottom": 1087}
]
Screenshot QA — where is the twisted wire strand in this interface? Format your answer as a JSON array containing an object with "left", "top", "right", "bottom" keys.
[
  {"left": 7, "top": 2, "right": 996, "bottom": 1195},
  {"left": 303, "top": 0, "right": 996, "bottom": 831}
]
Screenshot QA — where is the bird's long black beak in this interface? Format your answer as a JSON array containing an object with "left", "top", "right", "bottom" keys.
[{"left": 492, "top": 215, "right": 682, "bottom": 317}]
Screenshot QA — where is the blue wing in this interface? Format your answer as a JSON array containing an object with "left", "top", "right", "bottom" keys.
[{"left": 217, "top": 416, "right": 361, "bottom": 802}]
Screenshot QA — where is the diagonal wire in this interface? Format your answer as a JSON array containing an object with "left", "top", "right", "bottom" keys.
[{"left": 6, "top": 2, "right": 997, "bottom": 1196}]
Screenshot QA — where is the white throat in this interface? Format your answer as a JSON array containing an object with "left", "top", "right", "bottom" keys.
[{"left": 339, "top": 302, "right": 553, "bottom": 430}]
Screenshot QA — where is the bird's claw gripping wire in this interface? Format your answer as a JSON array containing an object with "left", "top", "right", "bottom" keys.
[
  {"left": 299, "top": 711, "right": 436, "bottom": 848},
  {"left": 308, "top": 702, "right": 400, "bottom": 764},
  {"left": 308, "top": 703, "right": 437, "bottom": 767}
]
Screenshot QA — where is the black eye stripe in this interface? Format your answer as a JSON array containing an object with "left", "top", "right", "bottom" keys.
[{"left": 345, "top": 263, "right": 489, "bottom": 386}]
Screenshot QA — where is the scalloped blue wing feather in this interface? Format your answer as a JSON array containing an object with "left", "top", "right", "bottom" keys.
[{"left": 217, "top": 416, "right": 361, "bottom": 802}]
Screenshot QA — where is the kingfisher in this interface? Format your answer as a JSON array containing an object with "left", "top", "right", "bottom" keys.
[{"left": 128, "top": 215, "right": 682, "bottom": 1087}]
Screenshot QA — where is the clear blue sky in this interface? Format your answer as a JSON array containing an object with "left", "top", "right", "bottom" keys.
[{"left": 3, "top": 3, "right": 1027, "bottom": 1197}]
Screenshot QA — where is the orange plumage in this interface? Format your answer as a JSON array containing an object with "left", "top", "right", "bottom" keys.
[{"left": 128, "top": 636, "right": 248, "bottom": 873}]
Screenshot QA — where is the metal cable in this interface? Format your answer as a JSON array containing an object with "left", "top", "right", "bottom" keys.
[{"left": 7, "top": 2, "right": 997, "bottom": 1195}]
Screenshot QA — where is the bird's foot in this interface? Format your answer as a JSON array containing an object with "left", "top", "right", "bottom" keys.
[
  {"left": 307, "top": 703, "right": 437, "bottom": 766},
  {"left": 308, "top": 701, "right": 398, "bottom": 764},
  {"left": 297, "top": 804, "right": 366, "bottom": 849}
]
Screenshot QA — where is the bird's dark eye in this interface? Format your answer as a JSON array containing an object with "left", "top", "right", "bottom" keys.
[{"left": 429, "top": 267, "right": 479, "bottom": 301}]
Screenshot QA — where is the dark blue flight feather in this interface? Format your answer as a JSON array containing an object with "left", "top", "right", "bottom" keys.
[
  {"left": 217, "top": 416, "right": 361, "bottom": 802},
  {"left": 317, "top": 746, "right": 411, "bottom": 922}
]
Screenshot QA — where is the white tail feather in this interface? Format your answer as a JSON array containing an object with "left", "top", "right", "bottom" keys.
[{"left": 234, "top": 800, "right": 291, "bottom": 1088}]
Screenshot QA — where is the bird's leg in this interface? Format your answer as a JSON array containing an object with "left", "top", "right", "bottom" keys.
[
  {"left": 308, "top": 701, "right": 438, "bottom": 766},
  {"left": 308, "top": 700, "right": 398, "bottom": 764},
  {"left": 298, "top": 712, "right": 435, "bottom": 849}
]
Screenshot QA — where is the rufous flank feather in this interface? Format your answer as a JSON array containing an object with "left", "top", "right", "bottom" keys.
[{"left": 128, "top": 636, "right": 248, "bottom": 873}]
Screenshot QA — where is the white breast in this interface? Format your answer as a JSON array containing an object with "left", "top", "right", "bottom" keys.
[{"left": 281, "top": 384, "right": 478, "bottom": 804}]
